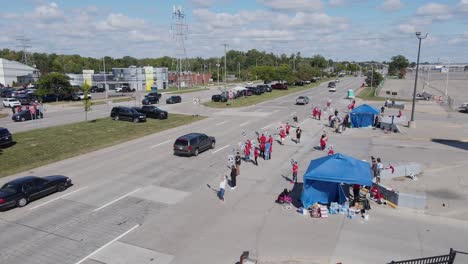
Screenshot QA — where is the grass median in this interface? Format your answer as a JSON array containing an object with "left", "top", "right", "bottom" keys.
[
  {"left": 203, "top": 79, "right": 331, "bottom": 108},
  {"left": 0, "top": 114, "right": 205, "bottom": 178},
  {"left": 0, "top": 113, "right": 8, "bottom": 119},
  {"left": 164, "top": 87, "right": 209, "bottom": 94}
]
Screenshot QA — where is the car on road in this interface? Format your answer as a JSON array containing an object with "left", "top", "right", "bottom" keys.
[
  {"left": 459, "top": 102, "right": 468, "bottom": 112},
  {"left": 246, "top": 81, "right": 254, "bottom": 85},
  {"left": 296, "top": 96, "right": 310, "bottom": 105},
  {"left": 271, "top": 83, "right": 288, "bottom": 90},
  {"left": 335, "top": 79, "right": 340, "bottom": 83},
  {"left": 110, "top": 106, "right": 146, "bottom": 122},
  {"left": 2, "top": 98, "right": 21, "bottom": 108},
  {"left": 133, "top": 106, "right": 168, "bottom": 119},
  {"left": 90, "top": 86, "right": 105, "bottom": 93},
  {"left": 166, "top": 95, "right": 182, "bottom": 104},
  {"left": 0, "top": 176, "right": 72, "bottom": 210},
  {"left": 328, "top": 81, "right": 336, "bottom": 92},
  {"left": 12, "top": 109, "right": 44, "bottom": 122},
  {"left": 211, "top": 94, "right": 228, "bottom": 102},
  {"left": 72, "top": 92, "right": 92, "bottom": 101},
  {"left": 116, "top": 86, "right": 135, "bottom": 93},
  {"left": 173, "top": 133, "right": 216, "bottom": 156},
  {"left": 0, "top": 127, "right": 12, "bottom": 147},
  {"left": 142, "top": 93, "right": 161, "bottom": 105}
]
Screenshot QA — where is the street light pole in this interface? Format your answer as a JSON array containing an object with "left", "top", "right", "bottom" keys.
[
  {"left": 370, "top": 64, "right": 374, "bottom": 91},
  {"left": 409, "top": 32, "right": 428, "bottom": 128}
]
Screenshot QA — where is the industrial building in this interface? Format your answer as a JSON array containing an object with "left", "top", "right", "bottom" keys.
[
  {"left": 0, "top": 58, "right": 40, "bottom": 87},
  {"left": 66, "top": 66, "right": 169, "bottom": 91}
]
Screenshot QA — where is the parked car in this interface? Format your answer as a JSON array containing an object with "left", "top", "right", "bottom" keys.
[
  {"left": 0, "top": 176, "right": 72, "bottom": 210},
  {"left": 173, "top": 133, "right": 216, "bottom": 156},
  {"left": 110, "top": 106, "right": 146, "bottom": 122},
  {"left": 294, "top": 81, "right": 305, "bottom": 86},
  {"left": 142, "top": 94, "right": 161, "bottom": 105},
  {"left": 271, "top": 83, "right": 288, "bottom": 90},
  {"left": 12, "top": 110, "right": 44, "bottom": 122},
  {"left": 2, "top": 98, "right": 21, "bottom": 108},
  {"left": 459, "top": 102, "right": 468, "bottom": 112},
  {"left": 72, "top": 92, "right": 92, "bottom": 101},
  {"left": 246, "top": 81, "right": 254, "bottom": 85},
  {"left": 166, "top": 95, "right": 182, "bottom": 104},
  {"left": 212, "top": 94, "right": 228, "bottom": 102},
  {"left": 296, "top": 96, "right": 310, "bottom": 105},
  {"left": 133, "top": 106, "right": 168, "bottom": 119},
  {"left": 15, "top": 94, "right": 38, "bottom": 105},
  {"left": 90, "top": 86, "right": 105, "bottom": 93},
  {"left": 335, "top": 79, "right": 340, "bottom": 83},
  {"left": 0, "top": 89, "right": 14, "bottom": 98},
  {"left": 256, "top": 84, "right": 271, "bottom": 92},
  {"left": 115, "top": 86, "right": 135, "bottom": 93},
  {"left": 0, "top": 127, "right": 12, "bottom": 147},
  {"left": 247, "top": 87, "right": 262, "bottom": 95}
]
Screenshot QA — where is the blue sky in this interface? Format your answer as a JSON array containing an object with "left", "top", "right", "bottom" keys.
[{"left": 1, "top": 0, "right": 467, "bottom": 62}]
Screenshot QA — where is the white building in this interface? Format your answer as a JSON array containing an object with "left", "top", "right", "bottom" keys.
[{"left": 0, "top": 58, "right": 40, "bottom": 87}]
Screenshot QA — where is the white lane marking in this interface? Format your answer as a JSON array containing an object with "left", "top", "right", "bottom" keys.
[
  {"left": 74, "top": 224, "right": 140, "bottom": 264},
  {"left": 216, "top": 121, "right": 228, "bottom": 126},
  {"left": 92, "top": 188, "right": 142, "bottom": 212},
  {"left": 30, "top": 187, "right": 89, "bottom": 210},
  {"left": 272, "top": 109, "right": 280, "bottom": 113},
  {"left": 239, "top": 121, "right": 250, "bottom": 127},
  {"left": 150, "top": 140, "right": 171, "bottom": 149},
  {"left": 262, "top": 123, "right": 274, "bottom": 130},
  {"left": 290, "top": 111, "right": 297, "bottom": 116},
  {"left": 212, "top": 144, "right": 230, "bottom": 154}
]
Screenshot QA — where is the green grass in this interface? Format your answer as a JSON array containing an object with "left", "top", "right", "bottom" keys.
[
  {"left": 0, "top": 114, "right": 205, "bottom": 178},
  {"left": 203, "top": 79, "right": 331, "bottom": 108},
  {"left": 158, "top": 87, "right": 209, "bottom": 94},
  {"left": 112, "top": 97, "right": 134, "bottom": 103},
  {"left": 0, "top": 113, "right": 8, "bottom": 119},
  {"left": 166, "top": 88, "right": 209, "bottom": 94},
  {"left": 357, "top": 87, "right": 412, "bottom": 102}
]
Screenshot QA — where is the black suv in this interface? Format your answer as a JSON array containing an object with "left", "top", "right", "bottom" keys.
[
  {"left": 0, "top": 127, "right": 12, "bottom": 147},
  {"left": 90, "top": 86, "right": 105, "bottom": 93},
  {"left": 142, "top": 93, "right": 161, "bottom": 105},
  {"left": 257, "top": 84, "right": 271, "bottom": 92},
  {"left": 133, "top": 106, "right": 168, "bottom": 119},
  {"left": 211, "top": 94, "right": 228, "bottom": 102},
  {"left": 12, "top": 110, "right": 44, "bottom": 122},
  {"left": 166, "top": 95, "right": 182, "bottom": 104},
  {"left": 173, "top": 133, "right": 216, "bottom": 156},
  {"left": 110, "top": 106, "right": 146, "bottom": 122}
]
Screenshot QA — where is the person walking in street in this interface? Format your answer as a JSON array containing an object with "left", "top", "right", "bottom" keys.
[
  {"left": 317, "top": 109, "right": 322, "bottom": 120},
  {"left": 292, "top": 161, "right": 299, "bottom": 184},
  {"left": 264, "top": 141, "right": 271, "bottom": 160},
  {"left": 218, "top": 176, "right": 227, "bottom": 202},
  {"left": 376, "top": 158, "right": 383, "bottom": 184},
  {"left": 260, "top": 134, "right": 266, "bottom": 158},
  {"left": 295, "top": 126, "right": 302, "bottom": 144},
  {"left": 230, "top": 165, "right": 237, "bottom": 189},
  {"left": 313, "top": 107, "right": 317, "bottom": 119},
  {"left": 11, "top": 106, "right": 15, "bottom": 115},
  {"left": 380, "top": 105, "right": 385, "bottom": 114},
  {"left": 279, "top": 129, "right": 286, "bottom": 145},
  {"left": 254, "top": 147, "right": 259, "bottom": 166},
  {"left": 397, "top": 109, "right": 403, "bottom": 118},
  {"left": 269, "top": 140, "right": 273, "bottom": 159},
  {"left": 235, "top": 152, "right": 241, "bottom": 176},
  {"left": 320, "top": 134, "right": 327, "bottom": 151},
  {"left": 16, "top": 105, "right": 21, "bottom": 113},
  {"left": 244, "top": 142, "right": 250, "bottom": 162},
  {"left": 285, "top": 123, "right": 291, "bottom": 137}
]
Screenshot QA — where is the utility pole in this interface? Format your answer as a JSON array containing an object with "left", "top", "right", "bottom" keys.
[
  {"left": 103, "top": 57, "right": 108, "bottom": 106},
  {"left": 222, "top": 43, "right": 228, "bottom": 85},
  {"left": 172, "top": 5, "right": 189, "bottom": 91},
  {"left": 409, "top": 32, "right": 428, "bottom": 128},
  {"left": 238, "top": 62, "right": 240, "bottom": 81},
  {"left": 16, "top": 35, "right": 32, "bottom": 66}
]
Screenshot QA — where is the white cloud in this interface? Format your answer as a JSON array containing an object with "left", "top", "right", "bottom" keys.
[
  {"left": 416, "top": 3, "right": 451, "bottom": 19},
  {"left": 379, "top": 0, "right": 404, "bottom": 12},
  {"left": 257, "top": 0, "right": 323, "bottom": 11},
  {"left": 329, "top": 0, "right": 345, "bottom": 7},
  {"left": 192, "top": 8, "right": 269, "bottom": 29},
  {"left": 96, "top": 13, "right": 146, "bottom": 31},
  {"left": 190, "top": 0, "right": 216, "bottom": 7},
  {"left": 30, "top": 2, "right": 64, "bottom": 22},
  {"left": 458, "top": 0, "right": 468, "bottom": 12},
  {"left": 398, "top": 23, "right": 416, "bottom": 34},
  {"left": 238, "top": 29, "right": 295, "bottom": 41}
]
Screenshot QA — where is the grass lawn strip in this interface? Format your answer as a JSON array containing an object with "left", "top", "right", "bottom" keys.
[
  {"left": 112, "top": 97, "right": 134, "bottom": 103},
  {"left": 0, "top": 114, "right": 205, "bottom": 178},
  {"left": 357, "top": 86, "right": 411, "bottom": 102},
  {"left": 165, "top": 87, "right": 209, "bottom": 94},
  {"left": 203, "top": 79, "right": 332, "bottom": 108},
  {"left": 0, "top": 113, "right": 8, "bottom": 119}
]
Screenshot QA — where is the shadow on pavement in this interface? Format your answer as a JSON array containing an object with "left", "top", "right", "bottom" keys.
[
  {"left": 290, "top": 182, "right": 304, "bottom": 208},
  {"left": 431, "top": 138, "right": 468, "bottom": 151}
]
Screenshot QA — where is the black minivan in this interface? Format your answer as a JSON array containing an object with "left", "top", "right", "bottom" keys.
[
  {"left": 173, "top": 133, "right": 216, "bottom": 156},
  {"left": 110, "top": 106, "right": 146, "bottom": 122},
  {"left": 0, "top": 127, "right": 12, "bottom": 147}
]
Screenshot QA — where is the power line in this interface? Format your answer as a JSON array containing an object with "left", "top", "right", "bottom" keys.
[
  {"left": 16, "top": 35, "right": 32, "bottom": 66},
  {"left": 171, "top": 5, "right": 191, "bottom": 90}
]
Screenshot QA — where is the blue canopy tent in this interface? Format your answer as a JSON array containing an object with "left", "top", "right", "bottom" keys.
[
  {"left": 350, "top": 104, "right": 380, "bottom": 128},
  {"left": 301, "top": 153, "right": 373, "bottom": 209}
]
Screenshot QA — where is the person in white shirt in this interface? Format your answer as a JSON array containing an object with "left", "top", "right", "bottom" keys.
[
  {"left": 218, "top": 176, "right": 227, "bottom": 202},
  {"left": 376, "top": 158, "right": 383, "bottom": 184}
]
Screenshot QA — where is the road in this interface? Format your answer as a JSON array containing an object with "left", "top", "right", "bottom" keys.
[{"left": 4, "top": 76, "right": 462, "bottom": 264}]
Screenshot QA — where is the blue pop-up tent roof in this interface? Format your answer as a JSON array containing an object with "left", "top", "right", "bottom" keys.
[
  {"left": 301, "top": 153, "right": 373, "bottom": 208},
  {"left": 350, "top": 104, "right": 380, "bottom": 128}
]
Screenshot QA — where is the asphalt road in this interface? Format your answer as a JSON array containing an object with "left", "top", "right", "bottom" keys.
[{"left": 0, "top": 77, "right": 370, "bottom": 263}]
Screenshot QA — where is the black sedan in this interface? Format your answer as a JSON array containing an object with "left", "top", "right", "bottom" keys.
[
  {"left": 0, "top": 176, "right": 72, "bottom": 210},
  {"left": 12, "top": 109, "right": 44, "bottom": 122}
]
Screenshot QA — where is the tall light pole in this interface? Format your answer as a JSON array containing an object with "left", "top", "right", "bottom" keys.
[
  {"left": 238, "top": 62, "right": 240, "bottom": 81},
  {"left": 223, "top": 43, "right": 228, "bottom": 85},
  {"left": 103, "top": 57, "right": 108, "bottom": 105},
  {"left": 409, "top": 31, "right": 428, "bottom": 128},
  {"left": 370, "top": 64, "right": 374, "bottom": 91}
]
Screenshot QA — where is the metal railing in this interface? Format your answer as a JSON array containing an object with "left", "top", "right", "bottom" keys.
[{"left": 388, "top": 248, "right": 468, "bottom": 264}]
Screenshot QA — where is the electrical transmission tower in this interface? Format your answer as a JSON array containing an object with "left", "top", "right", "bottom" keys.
[
  {"left": 171, "top": 5, "right": 191, "bottom": 89},
  {"left": 16, "top": 35, "right": 32, "bottom": 66}
]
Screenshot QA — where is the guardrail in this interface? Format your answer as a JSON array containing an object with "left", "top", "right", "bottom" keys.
[
  {"left": 374, "top": 78, "right": 386, "bottom": 97},
  {"left": 388, "top": 248, "right": 468, "bottom": 264}
]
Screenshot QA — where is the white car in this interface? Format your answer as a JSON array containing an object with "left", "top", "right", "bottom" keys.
[
  {"left": 335, "top": 79, "right": 340, "bottom": 83},
  {"left": 72, "top": 92, "right": 92, "bottom": 101},
  {"left": 115, "top": 87, "right": 122, "bottom": 92},
  {"left": 246, "top": 82, "right": 254, "bottom": 85},
  {"left": 328, "top": 87, "right": 337, "bottom": 92},
  {"left": 2, "top": 98, "right": 21, "bottom": 108},
  {"left": 459, "top": 102, "right": 468, "bottom": 111}
]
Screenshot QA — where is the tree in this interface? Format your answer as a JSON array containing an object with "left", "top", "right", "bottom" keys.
[
  {"left": 365, "top": 70, "right": 383, "bottom": 88},
  {"left": 310, "top": 55, "right": 328, "bottom": 69},
  {"left": 37, "top": 73, "right": 72, "bottom": 102},
  {"left": 388, "top": 55, "right": 409, "bottom": 78},
  {"left": 81, "top": 83, "right": 93, "bottom": 121}
]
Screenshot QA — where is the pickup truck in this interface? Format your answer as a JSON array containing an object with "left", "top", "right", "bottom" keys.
[
  {"left": 133, "top": 105, "right": 168, "bottom": 119},
  {"left": 271, "top": 83, "right": 288, "bottom": 90},
  {"left": 142, "top": 93, "right": 161, "bottom": 105}
]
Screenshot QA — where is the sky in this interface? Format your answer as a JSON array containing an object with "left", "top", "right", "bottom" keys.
[{"left": 1, "top": 0, "right": 467, "bottom": 62}]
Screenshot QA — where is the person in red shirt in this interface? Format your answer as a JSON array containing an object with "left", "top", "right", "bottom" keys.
[
  {"left": 328, "top": 146, "right": 334, "bottom": 155},
  {"left": 254, "top": 147, "right": 259, "bottom": 166},
  {"left": 260, "top": 134, "right": 266, "bottom": 158},
  {"left": 313, "top": 107, "right": 317, "bottom": 119},
  {"left": 25, "top": 105, "right": 30, "bottom": 110},
  {"left": 268, "top": 134, "right": 273, "bottom": 145},
  {"left": 279, "top": 129, "right": 286, "bottom": 145},
  {"left": 285, "top": 123, "right": 291, "bottom": 137},
  {"left": 244, "top": 141, "right": 250, "bottom": 161},
  {"left": 397, "top": 109, "right": 403, "bottom": 118},
  {"left": 292, "top": 162, "right": 299, "bottom": 184},
  {"left": 320, "top": 134, "right": 327, "bottom": 150}
]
